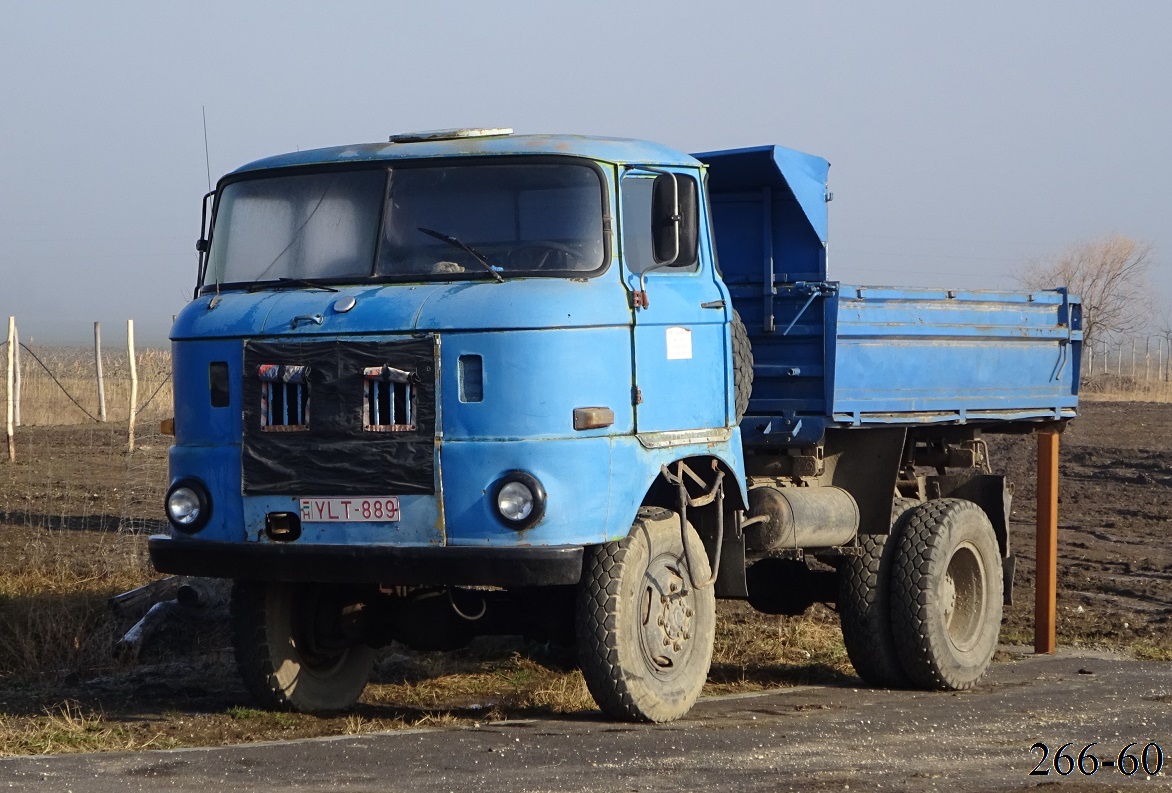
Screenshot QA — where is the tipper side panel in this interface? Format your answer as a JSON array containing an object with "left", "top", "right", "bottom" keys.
[{"left": 829, "top": 286, "right": 1081, "bottom": 424}]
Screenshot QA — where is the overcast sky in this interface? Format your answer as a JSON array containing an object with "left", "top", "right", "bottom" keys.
[{"left": 2, "top": 1, "right": 1168, "bottom": 345}]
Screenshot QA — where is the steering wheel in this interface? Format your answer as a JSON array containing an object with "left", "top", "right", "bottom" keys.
[{"left": 506, "top": 242, "right": 587, "bottom": 271}]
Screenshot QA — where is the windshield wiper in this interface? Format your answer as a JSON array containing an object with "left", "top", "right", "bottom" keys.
[
  {"left": 417, "top": 227, "right": 504, "bottom": 283},
  {"left": 248, "top": 277, "right": 341, "bottom": 293}
]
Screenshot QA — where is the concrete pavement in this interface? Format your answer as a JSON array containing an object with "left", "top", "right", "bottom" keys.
[{"left": 3, "top": 650, "right": 1170, "bottom": 792}]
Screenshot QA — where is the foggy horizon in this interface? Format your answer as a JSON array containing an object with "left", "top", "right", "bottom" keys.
[{"left": 3, "top": 1, "right": 1168, "bottom": 348}]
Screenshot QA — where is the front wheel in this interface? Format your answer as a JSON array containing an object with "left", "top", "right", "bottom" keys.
[
  {"left": 890, "top": 499, "right": 1003, "bottom": 690},
  {"left": 576, "top": 507, "right": 716, "bottom": 722},
  {"left": 230, "top": 581, "right": 375, "bottom": 712}
]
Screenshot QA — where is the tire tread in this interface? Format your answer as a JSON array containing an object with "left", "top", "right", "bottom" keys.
[
  {"left": 889, "top": 499, "right": 1002, "bottom": 691},
  {"left": 575, "top": 507, "right": 714, "bottom": 722},
  {"left": 838, "top": 498, "right": 917, "bottom": 687}
]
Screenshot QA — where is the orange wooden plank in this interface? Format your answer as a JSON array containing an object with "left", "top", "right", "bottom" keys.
[{"left": 1035, "top": 427, "right": 1059, "bottom": 654}]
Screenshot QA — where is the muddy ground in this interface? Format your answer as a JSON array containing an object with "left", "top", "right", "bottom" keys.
[
  {"left": 992, "top": 401, "right": 1172, "bottom": 654},
  {"left": 0, "top": 400, "right": 1168, "bottom": 753}
]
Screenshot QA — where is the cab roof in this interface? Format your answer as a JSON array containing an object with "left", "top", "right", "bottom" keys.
[{"left": 230, "top": 133, "right": 703, "bottom": 176}]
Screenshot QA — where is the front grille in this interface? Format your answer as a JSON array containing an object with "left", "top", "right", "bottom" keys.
[{"left": 241, "top": 338, "right": 437, "bottom": 496}]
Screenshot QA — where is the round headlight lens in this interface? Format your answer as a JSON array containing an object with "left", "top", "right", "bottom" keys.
[
  {"left": 497, "top": 481, "right": 535, "bottom": 522},
  {"left": 167, "top": 487, "right": 202, "bottom": 525}
]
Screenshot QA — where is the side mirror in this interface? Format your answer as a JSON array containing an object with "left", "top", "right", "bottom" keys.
[{"left": 651, "top": 173, "right": 698, "bottom": 266}]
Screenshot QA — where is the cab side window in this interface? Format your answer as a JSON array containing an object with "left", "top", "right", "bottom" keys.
[{"left": 621, "top": 174, "right": 699, "bottom": 273}]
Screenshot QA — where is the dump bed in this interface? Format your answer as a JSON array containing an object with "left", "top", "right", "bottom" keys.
[{"left": 694, "top": 145, "right": 1082, "bottom": 447}]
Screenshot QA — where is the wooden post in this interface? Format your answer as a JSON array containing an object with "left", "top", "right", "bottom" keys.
[
  {"left": 94, "top": 321, "right": 107, "bottom": 422},
  {"left": 127, "top": 319, "right": 138, "bottom": 452},
  {"left": 6, "top": 316, "right": 14, "bottom": 462},
  {"left": 12, "top": 322, "right": 20, "bottom": 427},
  {"left": 1035, "top": 427, "right": 1060, "bottom": 654}
]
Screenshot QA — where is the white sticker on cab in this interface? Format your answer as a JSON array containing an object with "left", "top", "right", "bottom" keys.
[{"left": 666, "top": 327, "right": 693, "bottom": 360}]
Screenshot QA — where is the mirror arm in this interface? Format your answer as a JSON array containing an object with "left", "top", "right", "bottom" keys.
[{"left": 196, "top": 189, "right": 216, "bottom": 294}]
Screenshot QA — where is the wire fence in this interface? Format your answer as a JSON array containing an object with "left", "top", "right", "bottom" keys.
[
  {"left": 2, "top": 324, "right": 171, "bottom": 534},
  {"left": 1082, "top": 336, "right": 1172, "bottom": 402},
  {"left": 3, "top": 343, "right": 171, "bottom": 428}
]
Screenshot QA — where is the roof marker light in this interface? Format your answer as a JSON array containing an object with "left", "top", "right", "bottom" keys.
[{"left": 389, "top": 128, "right": 513, "bottom": 143}]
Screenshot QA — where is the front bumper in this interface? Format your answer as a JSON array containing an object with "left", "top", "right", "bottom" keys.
[{"left": 149, "top": 536, "right": 584, "bottom": 587}]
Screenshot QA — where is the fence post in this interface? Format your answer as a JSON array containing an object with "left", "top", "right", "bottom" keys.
[
  {"left": 6, "top": 316, "right": 15, "bottom": 462},
  {"left": 127, "top": 319, "right": 138, "bottom": 452},
  {"left": 94, "top": 321, "right": 107, "bottom": 422},
  {"left": 12, "top": 322, "right": 20, "bottom": 427}
]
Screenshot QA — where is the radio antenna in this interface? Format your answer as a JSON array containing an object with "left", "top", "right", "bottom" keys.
[
  {"left": 202, "top": 105, "right": 212, "bottom": 192},
  {"left": 202, "top": 104, "right": 222, "bottom": 309}
]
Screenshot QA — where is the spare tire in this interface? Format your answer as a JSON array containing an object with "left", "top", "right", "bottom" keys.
[{"left": 731, "top": 309, "right": 753, "bottom": 421}]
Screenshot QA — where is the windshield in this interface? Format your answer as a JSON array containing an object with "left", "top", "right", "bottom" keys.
[{"left": 203, "top": 161, "right": 606, "bottom": 289}]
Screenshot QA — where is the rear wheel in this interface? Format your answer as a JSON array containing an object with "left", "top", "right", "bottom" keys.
[
  {"left": 838, "top": 497, "right": 919, "bottom": 687},
  {"left": 576, "top": 507, "right": 716, "bottom": 722},
  {"left": 890, "top": 499, "right": 1003, "bottom": 690},
  {"left": 230, "top": 581, "right": 374, "bottom": 712}
]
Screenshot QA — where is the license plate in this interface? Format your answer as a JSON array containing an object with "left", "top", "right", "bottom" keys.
[{"left": 299, "top": 497, "right": 400, "bottom": 523}]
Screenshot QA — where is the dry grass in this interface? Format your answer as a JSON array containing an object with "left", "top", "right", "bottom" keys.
[
  {"left": 0, "top": 701, "right": 176, "bottom": 756},
  {"left": 0, "top": 529, "right": 151, "bottom": 681},
  {"left": 708, "top": 602, "right": 852, "bottom": 693},
  {"left": 2, "top": 343, "right": 171, "bottom": 427},
  {"left": 364, "top": 647, "right": 596, "bottom": 719},
  {"left": 1081, "top": 377, "right": 1172, "bottom": 403}
]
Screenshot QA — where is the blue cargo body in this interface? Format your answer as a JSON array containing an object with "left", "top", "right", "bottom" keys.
[{"left": 696, "top": 144, "right": 1081, "bottom": 447}]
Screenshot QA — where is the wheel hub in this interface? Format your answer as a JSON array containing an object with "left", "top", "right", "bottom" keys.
[
  {"left": 293, "top": 585, "right": 360, "bottom": 671},
  {"left": 943, "top": 541, "right": 986, "bottom": 652},
  {"left": 640, "top": 557, "right": 694, "bottom": 671}
]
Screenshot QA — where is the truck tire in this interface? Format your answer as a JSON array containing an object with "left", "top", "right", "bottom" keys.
[
  {"left": 230, "top": 580, "right": 374, "bottom": 712},
  {"left": 576, "top": 507, "right": 716, "bottom": 722},
  {"left": 890, "top": 499, "right": 1003, "bottom": 690},
  {"left": 838, "top": 497, "right": 919, "bottom": 687},
  {"left": 731, "top": 309, "right": 754, "bottom": 421}
]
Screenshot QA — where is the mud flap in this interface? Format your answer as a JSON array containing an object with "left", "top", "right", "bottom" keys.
[
  {"left": 924, "top": 473, "right": 1012, "bottom": 557},
  {"left": 713, "top": 529, "right": 748, "bottom": 599},
  {"left": 1003, "top": 552, "right": 1015, "bottom": 607}
]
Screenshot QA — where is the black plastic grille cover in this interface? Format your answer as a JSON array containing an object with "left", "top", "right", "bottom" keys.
[{"left": 241, "top": 338, "right": 436, "bottom": 495}]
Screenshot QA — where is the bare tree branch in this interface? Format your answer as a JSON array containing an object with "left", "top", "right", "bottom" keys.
[{"left": 1017, "top": 233, "right": 1155, "bottom": 348}]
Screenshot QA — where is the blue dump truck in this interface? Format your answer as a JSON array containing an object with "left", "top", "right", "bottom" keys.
[{"left": 150, "top": 129, "right": 1081, "bottom": 722}]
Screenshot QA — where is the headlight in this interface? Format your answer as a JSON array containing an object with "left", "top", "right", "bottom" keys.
[
  {"left": 165, "top": 478, "right": 212, "bottom": 534},
  {"left": 493, "top": 470, "right": 546, "bottom": 530}
]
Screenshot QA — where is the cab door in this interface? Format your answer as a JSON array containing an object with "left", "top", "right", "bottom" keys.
[{"left": 621, "top": 169, "right": 731, "bottom": 435}]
